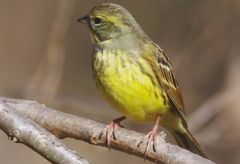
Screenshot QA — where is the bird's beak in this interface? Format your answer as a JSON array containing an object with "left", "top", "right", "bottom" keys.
[{"left": 77, "top": 15, "right": 90, "bottom": 25}]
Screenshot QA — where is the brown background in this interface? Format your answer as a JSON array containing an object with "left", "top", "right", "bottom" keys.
[{"left": 0, "top": 0, "right": 240, "bottom": 164}]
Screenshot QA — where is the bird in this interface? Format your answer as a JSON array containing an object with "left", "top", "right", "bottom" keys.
[{"left": 77, "top": 3, "right": 208, "bottom": 159}]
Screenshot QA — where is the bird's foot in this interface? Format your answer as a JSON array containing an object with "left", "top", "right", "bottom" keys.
[
  {"left": 99, "top": 116, "right": 126, "bottom": 150},
  {"left": 138, "top": 116, "right": 161, "bottom": 158},
  {"left": 138, "top": 123, "right": 159, "bottom": 157}
]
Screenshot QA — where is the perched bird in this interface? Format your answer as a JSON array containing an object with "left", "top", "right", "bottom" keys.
[{"left": 78, "top": 3, "right": 208, "bottom": 159}]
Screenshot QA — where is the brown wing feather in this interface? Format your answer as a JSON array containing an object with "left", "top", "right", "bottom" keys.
[
  {"left": 152, "top": 43, "right": 186, "bottom": 121},
  {"left": 142, "top": 42, "right": 207, "bottom": 158}
]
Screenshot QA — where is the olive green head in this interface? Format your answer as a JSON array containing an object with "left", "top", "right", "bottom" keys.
[{"left": 78, "top": 3, "right": 145, "bottom": 44}]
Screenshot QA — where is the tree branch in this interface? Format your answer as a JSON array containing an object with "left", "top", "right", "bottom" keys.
[
  {"left": 0, "top": 97, "right": 214, "bottom": 164},
  {"left": 0, "top": 99, "right": 92, "bottom": 164}
]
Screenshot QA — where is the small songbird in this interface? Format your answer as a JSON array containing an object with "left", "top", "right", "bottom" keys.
[{"left": 78, "top": 3, "right": 208, "bottom": 159}]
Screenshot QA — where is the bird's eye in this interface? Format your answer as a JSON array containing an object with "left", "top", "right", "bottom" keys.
[{"left": 92, "top": 17, "right": 103, "bottom": 25}]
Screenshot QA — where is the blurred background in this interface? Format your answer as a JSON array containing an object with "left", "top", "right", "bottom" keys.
[{"left": 0, "top": 0, "right": 240, "bottom": 163}]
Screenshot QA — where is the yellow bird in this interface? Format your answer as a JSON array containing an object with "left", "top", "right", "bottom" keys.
[{"left": 78, "top": 3, "right": 208, "bottom": 159}]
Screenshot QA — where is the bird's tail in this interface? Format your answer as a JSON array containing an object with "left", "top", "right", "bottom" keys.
[{"left": 171, "top": 128, "right": 208, "bottom": 159}]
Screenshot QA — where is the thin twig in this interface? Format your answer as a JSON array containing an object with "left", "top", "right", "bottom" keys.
[{"left": 188, "top": 85, "right": 240, "bottom": 132}]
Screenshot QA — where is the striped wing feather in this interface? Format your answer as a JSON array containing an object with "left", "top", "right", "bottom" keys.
[{"left": 153, "top": 43, "right": 186, "bottom": 122}]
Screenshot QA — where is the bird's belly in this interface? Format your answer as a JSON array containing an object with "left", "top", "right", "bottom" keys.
[{"left": 93, "top": 52, "right": 170, "bottom": 122}]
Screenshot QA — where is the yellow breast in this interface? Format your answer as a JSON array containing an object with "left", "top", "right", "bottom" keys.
[{"left": 92, "top": 49, "right": 170, "bottom": 122}]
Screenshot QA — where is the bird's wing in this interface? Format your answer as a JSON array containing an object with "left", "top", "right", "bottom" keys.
[{"left": 152, "top": 43, "right": 186, "bottom": 121}]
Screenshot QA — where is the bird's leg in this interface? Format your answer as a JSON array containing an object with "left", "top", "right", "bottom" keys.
[
  {"left": 138, "top": 116, "right": 161, "bottom": 157},
  {"left": 99, "top": 116, "right": 126, "bottom": 150}
]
